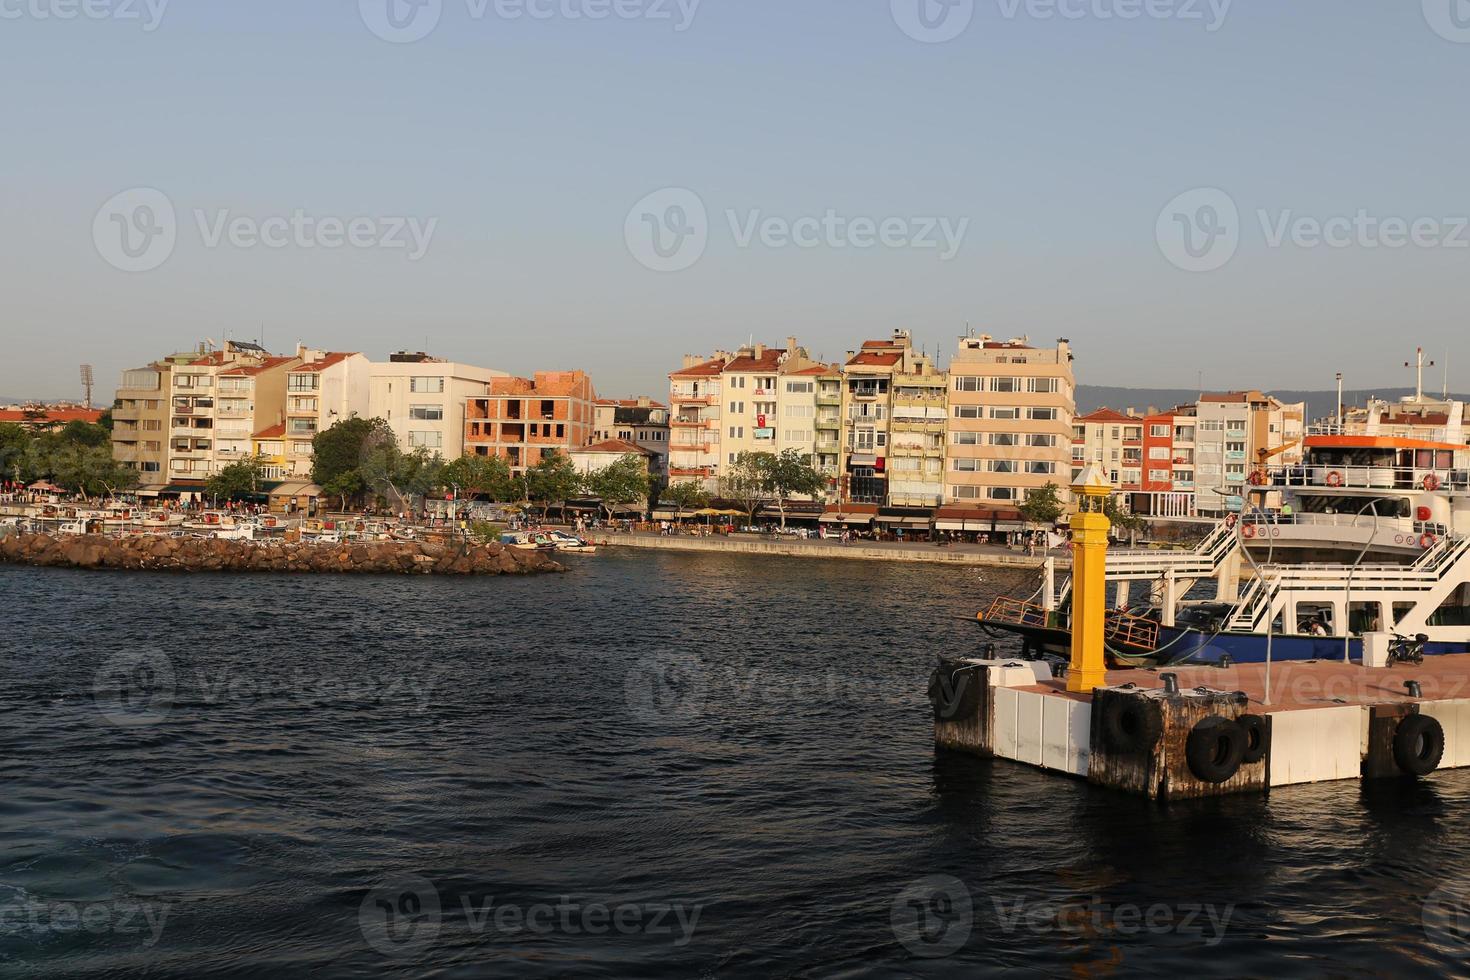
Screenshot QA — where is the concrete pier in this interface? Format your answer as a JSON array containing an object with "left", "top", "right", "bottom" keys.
[{"left": 930, "top": 654, "right": 1470, "bottom": 800}]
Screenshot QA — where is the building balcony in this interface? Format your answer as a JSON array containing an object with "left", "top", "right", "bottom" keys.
[
  {"left": 670, "top": 393, "right": 717, "bottom": 406},
  {"left": 669, "top": 466, "right": 712, "bottom": 478},
  {"left": 815, "top": 392, "right": 841, "bottom": 406},
  {"left": 671, "top": 441, "right": 713, "bottom": 453},
  {"left": 671, "top": 417, "right": 712, "bottom": 428}
]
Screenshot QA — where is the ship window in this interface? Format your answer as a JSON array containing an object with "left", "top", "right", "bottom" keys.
[
  {"left": 1294, "top": 602, "right": 1336, "bottom": 636},
  {"left": 1393, "top": 602, "right": 1416, "bottom": 628},
  {"left": 1428, "top": 586, "right": 1470, "bottom": 628},
  {"left": 1348, "top": 601, "right": 1383, "bottom": 636}
]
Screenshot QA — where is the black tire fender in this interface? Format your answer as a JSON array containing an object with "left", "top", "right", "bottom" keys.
[
  {"left": 1102, "top": 697, "right": 1161, "bottom": 754},
  {"left": 1393, "top": 714, "right": 1445, "bottom": 777},
  {"left": 1236, "top": 714, "right": 1270, "bottom": 765},
  {"left": 1186, "top": 716, "right": 1247, "bottom": 783}
]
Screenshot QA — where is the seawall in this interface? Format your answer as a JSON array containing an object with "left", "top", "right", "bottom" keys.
[
  {"left": 587, "top": 532, "right": 1058, "bottom": 569},
  {"left": 0, "top": 532, "right": 565, "bottom": 576}
]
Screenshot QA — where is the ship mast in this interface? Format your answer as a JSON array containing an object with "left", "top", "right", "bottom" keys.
[{"left": 1406, "top": 347, "right": 1436, "bottom": 403}]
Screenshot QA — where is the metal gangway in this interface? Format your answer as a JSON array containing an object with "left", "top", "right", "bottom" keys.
[
  {"left": 1048, "top": 519, "right": 1242, "bottom": 610},
  {"left": 1226, "top": 532, "right": 1470, "bottom": 633}
]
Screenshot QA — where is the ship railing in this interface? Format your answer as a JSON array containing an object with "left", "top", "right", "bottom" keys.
[
  {"left": 1104, "top": 608, "right": 1160, "bottom": 650},
  {"left": 983, "top": 596, "right": 1051, "bottom": 628},
  {"left": 1264, "top": 465, "right": 1469, "bottom": 492}
]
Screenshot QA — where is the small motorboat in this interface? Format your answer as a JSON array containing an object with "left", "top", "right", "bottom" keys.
[{"left": 544, "top": 530, "right": 596, "bottom": 554}]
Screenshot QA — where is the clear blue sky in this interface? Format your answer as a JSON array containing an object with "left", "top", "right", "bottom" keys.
[{"left": 3, "top": 1, "right": 1468, "bottom": 402}]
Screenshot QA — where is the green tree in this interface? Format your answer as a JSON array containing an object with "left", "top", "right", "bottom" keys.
[
  {"left": 47, "top": 442, "right": 137, "bottom": 500},
  {"left": 363, "top": 442, "right": 444, "bottom": 514},
  {"left": 1103, "top": 494, "right": 1146, "bottom": 543},
  {"left": 441, "top": 453, "right": 512, "bottom": 502},
  {"left": 757, "top": 448, "right": 826, "bottom": 529},
  {"left": 525, "top": 450, "right": 581, "bottom": 519},
  {"left": 719, "top": 452, "right": 767, "bottom": 527},
  {"left": 1019, "top": 482, "right": 1066, "bottom": 526},
  {"left": 0, "top": 423, "right": 31, "bottom": 484},
  {"left": 58, "top": 420, "right": 110, "bottom": 447},
  {"left": 95, "top": 409, "right": 114, "bottom": 433},
  {"left": 661, "top": 479, "right": 709, "bottom": 522},
  {"left": 206, "top": 455, "right": 268, "bottom": 502},
  {"left": 582, "top": 454, "right": 651, "bottom": 523},
  {"left": 311, "top": 416, "right": 384, "bottom": 508}
]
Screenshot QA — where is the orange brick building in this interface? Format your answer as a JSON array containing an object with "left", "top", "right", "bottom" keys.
[{"left": 464, "top": 371, "right": 597, "bottom": 474}]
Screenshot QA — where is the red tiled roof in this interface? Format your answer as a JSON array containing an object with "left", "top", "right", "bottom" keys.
[
  {"left": 0, "top": 408, "right": 104, "bottom": 425},
  {"left": 220, "top": 356, "right": 297, "bottom": 377},
  {"left": 846, "top": 351, "right": 902, "bottom": 367},
  {"left": 189, "top": 352, "right": 229, "bottom": 366},
  {"left": 789, "top": 366, "right": 832, "bottom": 376},
  {"left": 670, "top": 358, "right": 725, "bottom": 378},
  {"left": 253, "top": 423, "right": 286, "bottom": 439},
  {"left": 860, "top": 340, "right": 892, "bottom": 350},
  {"left": 576, "top": 439, "right": 651, "bottom": 456},
  {"left": 723, "top": 349, "right": 785, "bottom": 373},
  {"left": 1078, "top": 408, "right": 1138, "bottom": 423}
]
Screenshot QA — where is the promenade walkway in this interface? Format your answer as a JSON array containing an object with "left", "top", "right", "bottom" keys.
[{"left": 585, "top": 529, "right": 1064, "bottom": 569}]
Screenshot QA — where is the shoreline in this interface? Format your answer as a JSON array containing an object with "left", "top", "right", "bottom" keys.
[{"left": 586, "top": 531, "right": 1061, "bottom": 569}]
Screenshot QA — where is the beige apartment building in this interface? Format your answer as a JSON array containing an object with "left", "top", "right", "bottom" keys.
[
  {"left": 667, "top": 338, "right": 827, "bottom": 491},
  {"left": 1191, "top": 390, "right": 1306, "bottom": 514},
  {"left": 368, "top": 352, "right": 506, "bottom": 461},
  {"left": 840, "top": 330, "right": 942, "bottom": 506},
  {"left": 278, "top": 350, "right": 373, "bottom": 478},
  {"left": 112, "top": 361, "right": 174, "bottom": 488},
  {"left": 165, "top": 342, "right": 299, "bottom": 486},
  {"left": 945, "top": 335, "right": 1075, "bottom": 509}
]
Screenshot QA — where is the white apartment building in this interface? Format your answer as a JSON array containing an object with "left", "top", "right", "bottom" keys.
[
  {"left": 368, "top": 352, "right": 506, "bottom": 461},
  {"left": 168, "top": 342, "right": 298, "bottom": 484},
  {"left": 1193, "top": 391, "right": 1306, "bottom": 514},
  {"left": 281, "top": 350, "right": 372, "bottom": 477}
]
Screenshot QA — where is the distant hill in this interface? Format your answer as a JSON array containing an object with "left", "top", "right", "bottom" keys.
[{"left": 1076, "top": 386, "right": 1470, "bottom": 419}]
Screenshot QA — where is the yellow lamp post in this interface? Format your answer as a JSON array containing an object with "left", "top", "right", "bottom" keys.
[{"left": 1067, "top": 463, "right": 1113, "bottom": 694}]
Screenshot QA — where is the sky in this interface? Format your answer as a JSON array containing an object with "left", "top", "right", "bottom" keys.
[{"left": 2, "top": 0, "right": 1469, "bottom": 402}]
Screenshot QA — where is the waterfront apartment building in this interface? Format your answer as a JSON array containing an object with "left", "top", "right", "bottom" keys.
[
  {"left": 841, "top": 331, "right": 942, "bottom": 506},
  {"left": 464, "top": 370, "right": 598, "bottom": 474},
  {"left": 667, "top": 356, "right": 725, "bottom": 486},
  {"left": 946, "top": 335, "right": 1075, "bottom": 508},
  {"left": 1192, "top": 391, "right": 1305, "bottom": 514},
  {"left": 165, "top": 342, "right": 299, "bottom": 485},
  {"left": 593, "top": 397, "right": 670, "bottom": 481},
  {"left": 368, "top": 352, "right": 506, "bottom": 461},
  {"left": 277, "top": 350, "right": 373, "bottom": 478},
  {"left": 667, "top": 338, "right": 828, "bottom": 491},
  {"left": 112, "top": 362, "right": 173, "bottom": 487},
  {"left": 1073, "top": 407, "right": 1197, "bottom": 517}
]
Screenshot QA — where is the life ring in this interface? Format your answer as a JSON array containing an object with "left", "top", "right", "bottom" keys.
[
  {"left": 1102, "top": 697, "right": 1162, "bottom": 754},
  {"left": 1326, "top": 470, "right": 1345, "bottom": 487},
  {"left": 1241, "top": 524, "right": 1257, "bottom": 540},
  {"left": 1185, "top": 716, "right": 1247, "bottom": 784},
  {"left": 1424, "top": 474, "right": 1442, "bottom": 492},
  {"left": 1248, "top": 471, "right": 1267, "bottom": 487},
  {"left": 1236, "top": 714, "right": 1270, "bottom": 764},
  {"left": 1421, "top": 533, "right": 1437, "bottom": 550},
  {"left": 1393, "top": 714, "right": 1444, "bottom": 776}
]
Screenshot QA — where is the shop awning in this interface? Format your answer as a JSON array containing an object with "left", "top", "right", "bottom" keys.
[
  {"left": 879, "top": 516, "right": 933, "bottom": 526},
  {"left": 820, "top": 504, "right": 878, "bottom": 524},
  {"left": 268, "top": 482, "right": 323, "bottom": 498},
  {"left": 934, "top": 506, "right": 1025, "bottom": 531}
]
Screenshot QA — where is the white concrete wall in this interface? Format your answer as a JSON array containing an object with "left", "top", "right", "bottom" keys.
[
  {"left": 1267, "top": 706, "right": 1362, "bottom": 786},
  {"left": 1419, "top": 699, "right": 1470, "bottom": 768}
]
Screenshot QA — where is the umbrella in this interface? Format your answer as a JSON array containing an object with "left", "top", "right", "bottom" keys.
[{"left": 692, "top": 508, "right": 722, "bottom": 517}]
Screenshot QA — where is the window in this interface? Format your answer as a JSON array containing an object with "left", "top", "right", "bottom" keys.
[
  {"left": 785, "top": 381, "right": 814, "bottom": 394},
  {"left": 289, "top": 374, "right": 319, "bottom": 392},
  {"left": 953, "top": 405, "right": 982, "bottom": 419},
  {"left": 989, "top": 433, "right": 1018, "bottom": 446},
  {"left": 1151, "top": 424, "right": 1170, "bottom": 437},
  {"left": 988, "top": 487, "right": 1016, "bottom": 501},
  {"left": 785, "top": 404, "right": 814, "bottom": 418},
  {"left": 1149, "top": 446, "right": 1170, "bottom": 459},
  {"left": 952, "top": 431, "right": 979, "bottom": 445},
  {"left": 953, "top": 376, "right": 983, "bottom": 392},
  {"left": 410, "top": 377, "right": 445, "bottom": 393},
  {"left": 1027, "top": 377, "right": 1059, "bottom": 394},
  {"left": 952, "top": 458, "right": 979, "bottom": 472},
  {"left": 410, "top": 405, "right": 444, "bottom": 421},
  {"left": 989, "top": 460, "right": 1016, "bottom": 473},
  {"left": 1027, "top": 461, "right": 1056, "bottom": 475},
  {"left": 729, "top": 401, "right": 744, "bottom": 414},
  {"left": 1026, "top": 434, "right": 1056, "bottom": 448},
  {"left": 409, "top": 430, "right": 443, "bottom": 449},
  {"left": 952, "top": 485, "right": 981, "bottom": 499},
  {"left": 990, "top": 377, "right": 1021, "bottom": 393},
  {"left": 1029, "top": 407, "right": 1059, "bottom": 421},
  {"left": 990, "top": 407, "right": 1019, "bottom": 420}
]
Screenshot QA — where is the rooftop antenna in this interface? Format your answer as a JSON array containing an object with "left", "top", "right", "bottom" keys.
[
  {"left": 79, "top": 364, "right": 94, "bottom": 409},
  {"left": 1406, "top": 346, "right": 1435, "bottom": 402},
  {"left": 1444, "top": 351, "right": 1450, "bottom": 400}
]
